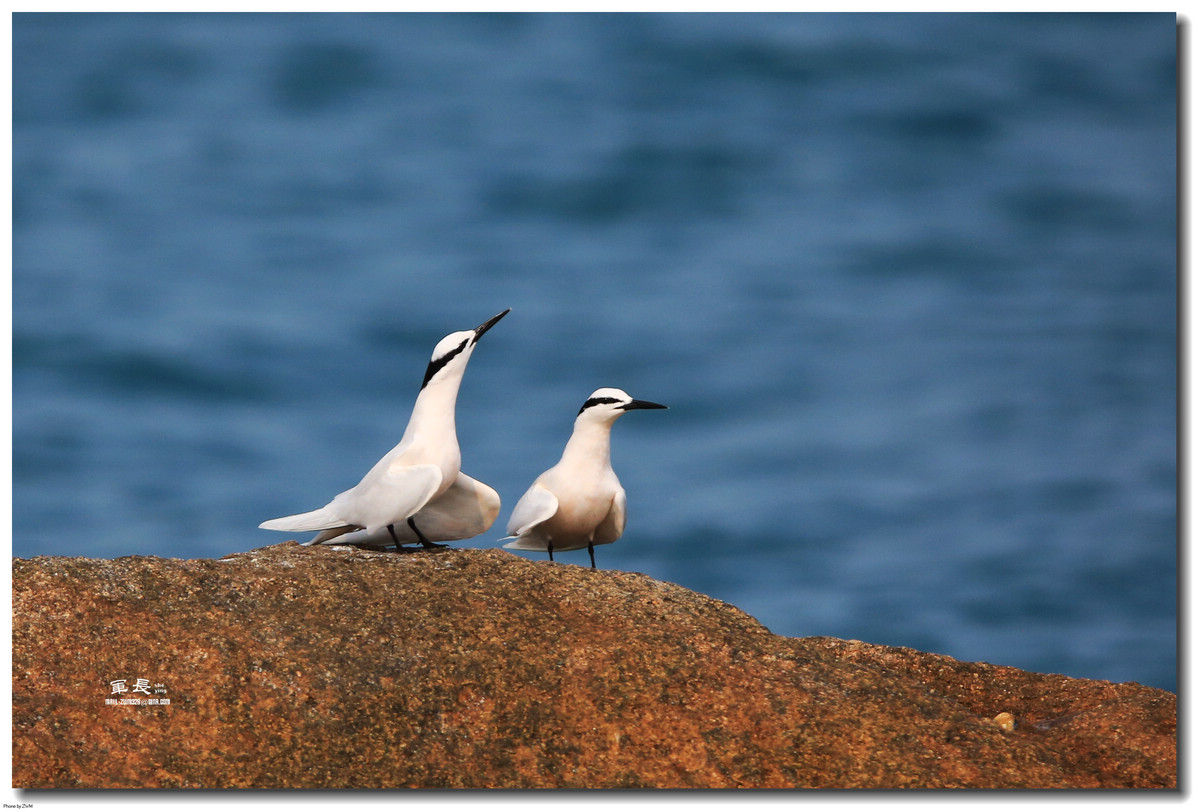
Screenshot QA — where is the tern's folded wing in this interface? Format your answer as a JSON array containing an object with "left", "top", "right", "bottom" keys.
[
  {"left": 259, "top": 504, "right": 349, "bottom": 533},
  {"left": 504, "top": 483, "right": 559, "bottom": 541},
  {"left": 312, "top": 472, "right": 500, "bottom": 546},
  {"left": 593, "top": 487, "right": 627, "bottom": 545},
  {"left": 345, "top": 463, "right": 444, "bottom": 534}
]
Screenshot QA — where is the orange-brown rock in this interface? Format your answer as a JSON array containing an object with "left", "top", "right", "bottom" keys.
[{"left": 11, "top": 543, "right": 1176, "bottom": 788}]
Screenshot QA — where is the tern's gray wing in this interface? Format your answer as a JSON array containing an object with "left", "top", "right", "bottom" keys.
[
  {"left": 503, "top": 483, "right": 559, "bottom": 544},
  {"left": 336, "top": 462, "right": 444, "bottom": 534},
  {"left": 260, "top": 504, "right": 350, "bottom": 533},
  {"left": 313, "top": 472, "right": 500, "bottom": 546}
]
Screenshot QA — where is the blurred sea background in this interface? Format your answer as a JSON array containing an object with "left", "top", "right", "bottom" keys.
[{"left": 12, "top": 13, "right": 1177, "bottom": 692}]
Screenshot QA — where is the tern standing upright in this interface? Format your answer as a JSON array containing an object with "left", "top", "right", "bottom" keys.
[
  {"left": 260, "top": 309, "right": 509, "bottom": 550},
  {"left": 503, "top": 387, "right": 667, "bottom": 568}
]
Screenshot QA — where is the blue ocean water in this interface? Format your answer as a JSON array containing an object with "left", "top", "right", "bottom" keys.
[{"left": 12, "top": 13, "right": 1177, "bottom": 692}]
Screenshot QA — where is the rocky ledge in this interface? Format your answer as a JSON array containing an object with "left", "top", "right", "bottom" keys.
[{"left": 11, "top": 543, "right": 1175, "bottom": 789}]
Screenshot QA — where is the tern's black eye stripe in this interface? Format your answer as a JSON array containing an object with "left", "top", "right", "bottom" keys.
[
  {"left": 421, "top": 338, "right": 470, "bottom": 389},
  {"left": 578, "top": 396, "right": 622, "bottom": 415}
]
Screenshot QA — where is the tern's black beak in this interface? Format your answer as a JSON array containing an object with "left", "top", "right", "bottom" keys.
[
  {"left": 473, "top": 308, "right": 510, "bottom": 342},
  {"left": 622, "top": 399, "right": 668, "bottom": 411}
]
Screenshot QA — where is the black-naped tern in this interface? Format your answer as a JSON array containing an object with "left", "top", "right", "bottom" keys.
[
  {"left": 502, "top": 387, "right": 667, "bottom": 568},
  {"left": 259, "top": 309, "right": 510, "bottom": 550}
]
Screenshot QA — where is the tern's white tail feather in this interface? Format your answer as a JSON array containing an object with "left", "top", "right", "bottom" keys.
[
  {"left": 258, "top": 506, "right": 351, "bottom": 533},
  {"left": 302, "top": 525, "right": 359, "bottom": 545},
  {"left": 502, "top": 536, "right": 553, "bottom": 552}
]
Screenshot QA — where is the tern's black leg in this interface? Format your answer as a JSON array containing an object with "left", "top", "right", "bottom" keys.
[
  {"left": 588, "top": 542, "right": 596, "bottom": 569},
  {"left": 386, "top": 524, "right": 402, "bottom": 551},
  {"left": 547, "top": 541, "right": 554, "bottom": 562},
  {"left": 408, "top": 517, "right": 445, "bottom": 549}
]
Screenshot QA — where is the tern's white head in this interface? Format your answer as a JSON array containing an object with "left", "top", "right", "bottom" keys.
[
  {"left": 420, "top": 308, "right": 510, "bottom": 390},
  {"left": 575, "top": 387, "right": 668, "bottom": 424}
]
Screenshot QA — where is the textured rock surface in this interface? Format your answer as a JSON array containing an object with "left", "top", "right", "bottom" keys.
[{"left": 11, "top": 543, "right": 1176, "bottom": 789}]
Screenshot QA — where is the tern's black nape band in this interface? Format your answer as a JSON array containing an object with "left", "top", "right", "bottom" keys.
[
  {"left": 421, "top": 338, "right": 470, "bottom": 389},
  {"left": 578, "top": 396, "right": 622, "bottom": 415}
]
